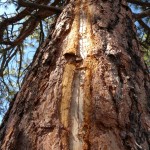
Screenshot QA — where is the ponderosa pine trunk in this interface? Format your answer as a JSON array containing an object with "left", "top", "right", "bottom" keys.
[{"left": 0, "top": 0, "right": 150, "bottom": 149}]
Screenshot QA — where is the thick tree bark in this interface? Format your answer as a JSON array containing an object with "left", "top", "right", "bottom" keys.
[{"left": 0, "top": 0, "right": 150, "bottom": 149}]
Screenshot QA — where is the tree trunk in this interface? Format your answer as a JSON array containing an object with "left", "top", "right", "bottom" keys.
[{"left": 0, "top": 0, "right": 150, "bottom": 149}]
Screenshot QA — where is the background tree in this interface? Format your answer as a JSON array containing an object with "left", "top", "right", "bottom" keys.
[{"left": 0, "top": 0, "right": 150, "bottom": 149}]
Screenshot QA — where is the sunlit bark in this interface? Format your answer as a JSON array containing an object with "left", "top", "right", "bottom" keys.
[{"left": 0, "top": 0, "right": 150, "bottom": 149}]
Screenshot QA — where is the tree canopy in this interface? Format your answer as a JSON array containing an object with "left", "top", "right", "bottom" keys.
[{"left": 0, "top": 0, "right": 149, "bottom": 115}]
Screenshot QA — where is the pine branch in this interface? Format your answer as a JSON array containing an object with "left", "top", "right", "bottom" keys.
[
  {"left": 138, "top": 19, "right": 150, "bottom": 32},
  {"left": 134, "top": 9, "right": 150, "bottom": 20},
  {"left": 127, "top": 0, "right": 150, "bottom": 7},
  {"left": 18, "top": 0, "right": 62, "bottom": 13}
]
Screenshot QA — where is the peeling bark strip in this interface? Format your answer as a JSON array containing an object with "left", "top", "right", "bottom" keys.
[
  {"left": 69, "top": 70, "right": 84, "bottom": 150},
  {"left": 0, "top": 0, "right": 150, "bottom": 150},
  {"left": 61, "top": 0, "right": 95, "bottom": 149}
]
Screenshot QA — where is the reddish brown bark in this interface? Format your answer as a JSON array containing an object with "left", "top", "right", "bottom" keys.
[{"left": 0, "top": 0, "right": 150, "bottom": 149}]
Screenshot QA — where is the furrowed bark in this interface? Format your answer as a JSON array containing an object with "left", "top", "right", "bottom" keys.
[{"left": 0, "top": 0, "right": 150, "bottom": 150}]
